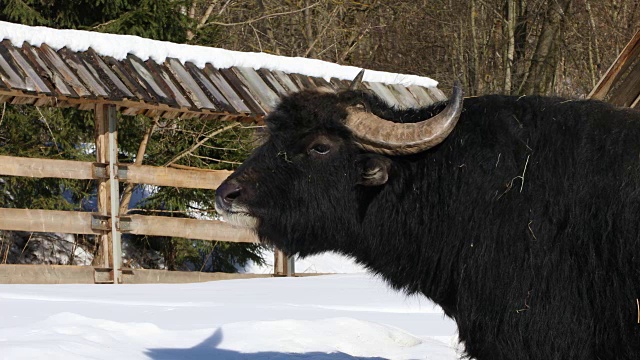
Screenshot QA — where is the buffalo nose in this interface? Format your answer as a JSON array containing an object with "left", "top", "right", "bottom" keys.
[{"left": 216, "top": 181, "right": 242, "bottom": 212}]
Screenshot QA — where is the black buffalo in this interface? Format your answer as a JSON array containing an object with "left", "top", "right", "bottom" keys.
[{"left": 215, "top": 74, "right": 640, "bottom": 359}]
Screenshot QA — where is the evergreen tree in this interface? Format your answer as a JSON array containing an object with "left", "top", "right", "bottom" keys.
[{"left": 0, "top": 0, "right": 264, "bottom": 271}]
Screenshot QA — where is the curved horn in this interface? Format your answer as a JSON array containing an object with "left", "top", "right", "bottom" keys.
[
  {"left": 349, "top": 69, "right": 365, "bottom": 90},
  {"left": 345, "top": 81, "right": 463, "bottom": 155}
]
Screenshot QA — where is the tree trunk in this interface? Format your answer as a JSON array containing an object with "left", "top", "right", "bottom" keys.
[
  {"left": 520, "top": 0, "right": 573, "bottom": 95},
  {"left": 504, "top": 0, "right": 517, "bottom": 94}
]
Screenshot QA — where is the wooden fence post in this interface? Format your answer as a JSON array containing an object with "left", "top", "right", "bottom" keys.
[
  {"left": 94, "top": 104, "right": 110, "bottom": 269},
  {"left": 107, "top": 104, "right": 122, "bottom": 284},
  {"left": 274, "top": 249, "right": 294, "bottom": 276},
  {"left": 94, "top": 104, "right": 122, "bottom": 283}
]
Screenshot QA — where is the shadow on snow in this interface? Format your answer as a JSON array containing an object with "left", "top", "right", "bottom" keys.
[{"left": 145, "top": 328, "right": 386, "bottom": 360}]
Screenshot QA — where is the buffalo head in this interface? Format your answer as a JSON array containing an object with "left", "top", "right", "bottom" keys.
[{"left": 215, "top": 75, "right": 462, "bottom": 256}]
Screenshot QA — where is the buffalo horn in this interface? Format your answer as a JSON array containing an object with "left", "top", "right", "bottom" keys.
[
  {"left": 349, "top": 69, "right": 365, "bottom": 90},
  {"left": 345, "top": 81, "right": 463, "bottom": 155}
]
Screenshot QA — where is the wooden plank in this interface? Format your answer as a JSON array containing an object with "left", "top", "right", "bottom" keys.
[
  {"left": 165, "top": 58, "right": 218, "bottom": 111},
  {"left": 83, "top": 49, "right": 134, "bottom": 99},
  {"left": 203, "top": 64, "right": 251, "bottom": 114},
  {"left": 124, "top": 214, "right": 258, "bottom": 243},
  {"left": 590, "top": 29, "right": 640, "bottom": 100},
  {"left": 257, "top": 68, "right": 289, "bottom": 96},
  {"left": 37, "top": 44, "right": 92, "bottom": 97},
  {"left": 271, "top": 70, "right": 302, "bottom": 94},
  {"left": 364, "top": 82, "right": 401, "bottom": 106},
  {"left": 406, "top": 85, "right": 435, "bottom": 106},
  {"left": 103, "top": 56, "right": 154, "bottom": 103},
  {"left": 605, "top": 57, "right": 640, "bottom": 107},
  {"left": 184, "top": 62, "right": 234, "bottom": 112},
  {"left": 0, "top": 155, "right": 94, "bottom": 179},
  {"left": 311, "top": 76, "right": 335, "bottom": 91},
  {"left": 125, "top": 269, "right": 271, "bottom": 284},
  {"left": 0, "top": 265, "right": 96, "bottom": 284},
  {"left": 329, "top": 77, "right": 351, "bottom": 90},
  {"left": 0, "top": 154, "right": 231, "bottom": 189},
  {"left": 126, "top": 54, "right": 175, "bottom": 105},
  {"left": 390, "top": 84, "right": 420, "bottom": 108},
  {"left": 427, "top": 87, "right": 447, "bottom": 102},
  {"left": 0, "top": 208, "right": 98, "bottom": 234},
  {"left": 124, "top": 165, "right": 231, "bottom": 189},
  {"left": 0, "top": 41, "right": 32, "bottom": 91},
  {"left": 95, "top": 104, "right": 111, "bottom": 268},
  {"left": 10, "top": 96, "right": 37, "bottom": 105},
  {"left": 3, "top": 42, "right": 51, "bottom": 94},
  {"left": 21, "top": 44, "right": 77, "bottom": 97},
  {"left": 219, "top": 67, "right": 265, "bottom": 114},
  {"left": 146, "top": 61, "right": 194, "bottom": 109},
  {"left": 382, "top": 83, "right": 413, "bottom": 108},
  {"left": 58, "top": 47, "right": 110, "bottom": 98},
  {"left": 289, "top": 73, "right": 316, "bottom": 90},
  {"left": 34, "top": 97, "right": 56, "bottom": 107},
  {"left": 0, "top": 265, "right": 277, "bottom": 284},
  {"left": 233, "top": 67, "right": 281, "bottom": 110}
]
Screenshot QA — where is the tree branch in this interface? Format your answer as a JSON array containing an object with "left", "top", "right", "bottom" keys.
[
  {"left": 205, "top": 2, "right": 320, "bottom": 27},
  {"left": 164, "top": 123, "right": 240, "bottom": 167}
]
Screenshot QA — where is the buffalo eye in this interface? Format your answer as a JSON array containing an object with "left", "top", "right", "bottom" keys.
[{"left": 309, "top": 143, "right": 331, "bottom": 155}]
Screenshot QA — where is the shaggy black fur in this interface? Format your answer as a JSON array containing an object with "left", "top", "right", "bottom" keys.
[{"left": 217, "top": 89, "right": 640, "bottom": 359}]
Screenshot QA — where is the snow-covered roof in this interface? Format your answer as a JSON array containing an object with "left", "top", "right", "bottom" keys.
[{"left": 0, "top": 21, "right": 445, "bottom": 120}]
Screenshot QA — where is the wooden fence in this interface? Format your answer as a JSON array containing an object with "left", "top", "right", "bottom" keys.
[{"left": 0, "top": 103, "right": 297, "bottom": 283}]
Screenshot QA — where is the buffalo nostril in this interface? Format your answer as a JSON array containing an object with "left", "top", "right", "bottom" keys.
[
  {"left": 216, "top": 181, "right": 243, "bottom": 212},
  {"left": 224, "top": 187, "right": 241, "bottom": 204}
]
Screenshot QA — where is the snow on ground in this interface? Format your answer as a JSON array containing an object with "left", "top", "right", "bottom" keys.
[
  {"left": 0, "top": 273, "right": 460, "bottom": 359},
  {"left": 0, "top": 21, "right": 438, "bottom": 88},
  {"left": 241, "top": 250, "right": 368, "bottom": 275}
]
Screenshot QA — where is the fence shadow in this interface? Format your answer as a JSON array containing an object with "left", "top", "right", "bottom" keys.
[{"left": 145, "top": 328, "right": 387, "bottom": 360}]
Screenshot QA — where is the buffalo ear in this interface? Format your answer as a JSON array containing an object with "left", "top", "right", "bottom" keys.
[{"left": 357, "top": 155, "right": 392, "bottom": 186}]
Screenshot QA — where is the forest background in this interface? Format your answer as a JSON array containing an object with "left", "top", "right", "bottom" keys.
[{"left": 0, "top": 0, "right": 637, "bottom": 271}]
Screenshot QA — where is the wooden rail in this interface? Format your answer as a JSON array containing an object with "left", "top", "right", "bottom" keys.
[
  {"left": 0, "top": 208, "right": 257, "bottom": 243},
  {"left": 0, "top": 208, "right": 98, "bottom": 234},
  {"left": 0, "top": 155, "right": 232, "bottom": 189},
  {"left": 123, "top": 214, "right": 257, "bottom": 243},
  {"left": 0, "top": 155, "right": 94, "bottom": 179}
]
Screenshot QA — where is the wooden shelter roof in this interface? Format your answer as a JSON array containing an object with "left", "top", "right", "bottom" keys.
[
  {"left": 589, "top": 29, "right": 640, "bottom": 108},
  {"left": 0, "top": 23, "right": 445, "bottom": 122}
]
